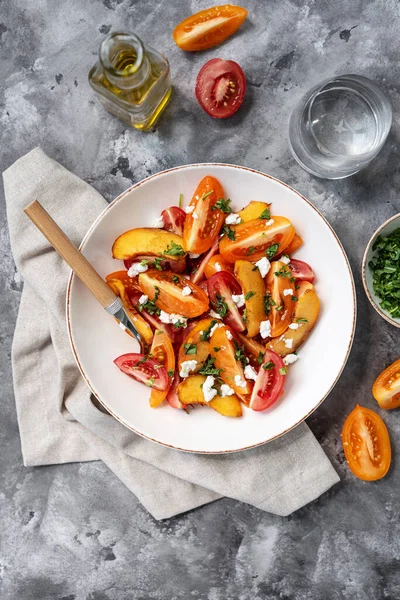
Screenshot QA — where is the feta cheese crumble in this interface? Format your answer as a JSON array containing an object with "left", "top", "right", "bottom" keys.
[
  {"left": 232, "top": 293, "right": 245, "bottom": 308},
  {"left": 284, "top": 353, "right": 299, "bottom": 365},
  {"left": 259, "top": 319, "right": 272, "bottom": 339},
  {"left": 265, "top": 219, "right": 275, "bottom": 227},
  {"left": 234, "top": 375, "right": 247, "bottom": 388},
  {"left": 209, "top": 310, "right": 222, "bottom": 319},
  {"left": 189, "top": 253, "right": 200, "bottom": 259},
  {"left": 192, "top": 211, "right": 199, "bottom": 220},
  {"left": 220, "top": 384, "right": 235, "bottom": 397},
  {"left": 226, "top": 329, "right": 233, "bottom": 340},
  {"left": 255, "top": 256, "right": 271, "bottom": 278},
  {"left": 284, "top": 338, "right": 293, "bottom": 349},
  {"left": 127, "top": 262, "right": 148, "bottom": 277},
  {"left": 281, "top": 255, "right": 290, "bottom": 265},
  {"left": 209, "top": 322, "right": 223, "bottom": 337},
  {"left": 182, "top": 286, "right": 192, "bottom": 296},
  {"left": 152, "top": 215, "right": 165, "bottom": 228},
  {"left": 180, "top": 360, "right": 198, "bottom": 378},
  {"left": 138, "top": 294, "right": 148, "bottom": 305},
  {"left": 244, "top": 364, "right": 258, "bottom": 381},
  {"left": 225, "top": 213, "right": 241, "bottom": 225},
  {"left": 184, "top": 205, "right": 195, "bottom": 214},
  {"left": 202, "top": 376, "right": 218, "bottom": 402},
  {"left": 159, "top": 311, "right": 188, "bottom": 327},
  {"left": 289, "top": 323, "right": 300, "bottom": 330},
  {"left": 283, "top": 288, "right": 294, "bottom": 296}
]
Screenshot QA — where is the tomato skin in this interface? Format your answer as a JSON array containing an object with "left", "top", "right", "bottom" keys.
[
  {"left": 219, "top": 216, "right": 295, "bottom": 263},
  {"left": 207, "top": 271, "right": 245, "bottom": 332},
  {"left": 204, "top": 254, "right": 234, "bottom": 279},
  {"left": 114, "top": 353, "right": 169, "bottom": 391},
  {"left": 289, "top": 259, "right": 315, "bottom": 283},
  {"left": 161, "top": 207, "right": 186, "bottom": 237},
  {"left": 191, "top": 238, "right": 219, "bottom": 284},
  {"left": 166, "top": 371, "right": 184, "bottom": 409},
  {"left": 183, "top": 176, "right": 225, "bottom": 254},
  {"left": 196, "top": 58, "right": 246, "bottom": 119},
  {"left": 372, "top": 359, "right": 400, "bottom": 410},
  {"left": 123, "top": 256, "right": 186, "bottom": 273},
  {"left": 250, "top": 350, "right": 285, "bottom": 411},
  {"left": 342, "top": 405, "right": 391, "bottom": 481},
  {"left": 138, "top": 270, "right": 209, "bottom": 318},
  {"left": 149, "top": 330, "right": 175, "bottom": 407},
  {"left": 173, "top": 5, "right": 248, "bottom": 52}
]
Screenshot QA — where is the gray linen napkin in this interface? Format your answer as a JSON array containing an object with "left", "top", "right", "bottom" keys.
[{"left": 3, "top": 148, "right": 340, "bottom": 520}]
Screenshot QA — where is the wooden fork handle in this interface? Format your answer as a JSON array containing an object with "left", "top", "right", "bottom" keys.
[{"left": 24, "top": 200, "right": 116, "bottom": 309}]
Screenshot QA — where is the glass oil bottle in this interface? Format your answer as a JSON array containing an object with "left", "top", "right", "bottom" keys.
[{"left": 89, "top": 32, "right": 172, "bottom": 131}]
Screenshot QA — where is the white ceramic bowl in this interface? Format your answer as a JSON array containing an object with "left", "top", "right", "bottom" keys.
[
  {"left": 67, "top": 164, "right": 356, "bottom": 453},
  {"left": 362, "top": 213, "right": 400, "bottom": 328}
]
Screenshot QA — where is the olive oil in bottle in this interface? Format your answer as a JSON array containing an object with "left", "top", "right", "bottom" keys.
[{"left": 89, "top": 32, "right": 172, "bottom": 131}]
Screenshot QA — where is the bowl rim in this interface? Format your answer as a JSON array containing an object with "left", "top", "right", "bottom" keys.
[
  {"left": 362, "top": 212, "right": 400, "bottom": 329},
  {"left": 66, "top": 162, "right": 357, "bottom": 453}
]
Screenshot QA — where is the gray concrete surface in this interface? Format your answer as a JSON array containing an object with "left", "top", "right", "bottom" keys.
[{"left": 1, "top": 1, "right": 400, "bottom": 598}]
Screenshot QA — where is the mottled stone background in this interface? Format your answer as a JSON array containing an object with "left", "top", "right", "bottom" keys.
[{"left": 1, "top": 0, "right": 400, "bottom": 599}]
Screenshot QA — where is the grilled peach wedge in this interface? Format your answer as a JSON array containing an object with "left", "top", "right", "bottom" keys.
[
  {"left": 112, "top": 228, "right": 186, "bottom": 261},
  {"left": 234, "top": 259, "right": 266, "bottom": 337},
  {"left": 177, "top": 375, "right": 243, "bottom": 417}
]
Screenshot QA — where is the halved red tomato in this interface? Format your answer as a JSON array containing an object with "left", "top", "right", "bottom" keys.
[
  {"left": 265, "top": 260, "right": 296, "bottom": 338},
  {"left": 289, "top": 259, "right": 315, "bottom": 283},
  {"left": 195, "top": 58, "right": 246, "bottom": 119},
  {"left": 114, "top": 353, "right": 168, "bottom": 391},
  {"left": 342, "top": 405, "right": 391, "bottom": 481},
  {"left": 183, "top": 176, "right": 225, "bottom": 254},
  {"left": 250, "top": 349, "right": 285, "bottom": 411},
  {"left": 204, "top": 253, "right": 234, "bottom": 279},
  {"left": 166, "top": 371, "right": 184, "bottom": 409},
  {"left": 161, "top": 206, "right": 186, "bottom": 236},
  {"left": 138, "top": 270, "right": 209, "bottom": 317},
  {"left": 191, "top": 238, "right": 219, "bottom": 284},
  {"left": 210, "top": 326, "right": 252, "bottom": 397},
  {"left": 219, "top": 217, "right": 295, "bottom": 263},
  {"left": 372, "top": 359, "right": 400, "bottom": 410},
  {"left": 123, "top": 256, "right": 187, "bottom": 273},
  {"left": 207, "top": 271, "right": 245, "bottom": 332},
  {"left": 173, "top": 5, "right": 248, "bottom": 52},
  {"left": 148, "top": 330, "right": 175, "bottom": 407}
]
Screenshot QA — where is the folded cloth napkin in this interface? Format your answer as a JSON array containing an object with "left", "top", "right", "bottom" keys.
[{"left": 3, "top": 148, "right": 340, "bottom": 520}]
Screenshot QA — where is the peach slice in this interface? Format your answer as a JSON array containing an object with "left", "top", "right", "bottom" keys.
[
  {"left": 112, "top": 228, "right": 186, "bottom": 261},
  {"left": 177, "top": 374, "right": 243, "bottom": 417},
  {"left": 234, "top": 259, "right": 266, "bottom": 337},
  {"left": 238, "top": 200, "right": 271, "bottom": 222}
]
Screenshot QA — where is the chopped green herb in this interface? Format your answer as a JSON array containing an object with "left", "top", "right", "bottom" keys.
[
  {"left": 140, "top": 259, "right": 149, "bottom": 266},
  {"left": 168, "top": 369, "right": 174, "bottom": 378},
  {"left": 292, "top": 296, "right": 298, "bottom": 302},
  {"left": 280, "top": 367, "right": 288, "bottom": 375},
  {"left": 264, "top": 294, "right": 276, "bottom": 314},
  {"left": 212, "top": 198, "right": 232, "bottom": 213},
  {"left": 233, "top": 340, "right": 248, "bottom": 368},
  {"left": 257, "top": 351, "right": 265, "bottom": 365},
  {"left": 164, "top": 241, "right": 185, "bottom": 257},
  {"left": 263, "top": 361, "right": 275, "bottom": 370},
  {"left": 213, "top": 347, "right": 221, "bottom": 352},
  {"left": 214, "top": 293, "right": 228, "bottom": 318},
  {"left": 172, "top": 274, "right": 180, "bottom": 284},
  {"left": 265, "top": 243, "right": 279, "bottom": 259},
  {"left": 139, "top": 287, "right": 161, "bottom": 316},
  {"left": 296, "top": 318, "right": 308, "bottom": 323},
  {"left": 260, "top": 208, "right": 271, "bottom": 220},
  {"left": 200, "top": 320, "right": 217, "bottom": 341},
  {"left": 222, "top": 225, "right": 236, "bottom": 241},
  {"left": 145, "top": 376, "right": 155, "bottom": 387},
  {"left": 369, "top": 228, "right": 400, "bottom": 318},
  {"left": 274, "top": 266, "right": 292, "bottom": 279},
  {"left": 152, "top": 257, "right": 163, "bottom": 270},
  {"left": 155, "top": 329, "right": 164, "bottom": 334},
  {"left": 275, "top": 305, "right": 283, "bottom": 311},
  {"left": 201, "top": 190, "right": 214, "bottom": 201},
  {"left": 198, "top": 356, "right": 221, "bottom": 376},
  {"left": 246, "top": 246, "right": 256, "bottom": 256},
  {"left": 242, "top": 308, "right": 248, "bottom": 323},
  {"left": 173, "top": 320, "right": 187, "bottom": 329},
  {"left": 184, "top": 343, "right": 197, "bottom": 355},
  {"left": 295, "top": 284, "right": 300, "bottom": 290},
  {"left": 245, "top": 290, "right": 256, "bottom": 301},
  {"left": 178, "top": 193, "right": 183, "bottom": 208}
]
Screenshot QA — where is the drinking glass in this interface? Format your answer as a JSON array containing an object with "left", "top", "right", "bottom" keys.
[{"left": 288, "top": 74, "right": 392, "bottom": 179}]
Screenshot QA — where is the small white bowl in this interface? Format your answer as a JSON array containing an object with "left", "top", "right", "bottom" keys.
[{"left": 362, "top": 213, "right": 400, "bottom": 328}]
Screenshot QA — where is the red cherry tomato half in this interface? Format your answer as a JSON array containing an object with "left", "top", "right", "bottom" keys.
[
  {"left": 191, "top": 238, "right": 219, "bottom": 284},
  {"left": 289, "top": 259, "right": 315, "bottom": 283},
  {"left": 207, "top": 271, "right": 245, "bottom": 332},
  {"left": 161, "top": 206, "right": 187, "bottom": 237},
  {"left": 250, "top": 349, "right": 286, "bottom": 411},
  {"left": 123, "top": 255, "right": 186, "bottom": 273},
  {"left": 166, "top": 371, "right": 184, "bottom": 409},
  {"left": 195, "top": 58, "right": 246, "bottom": 119},
  {"left": 114, "top": 353, "right": 169, "bottom": 391}
]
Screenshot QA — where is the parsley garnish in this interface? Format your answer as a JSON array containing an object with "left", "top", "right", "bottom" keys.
[
  {"left": 245, "top": 290, "right": 256, "bottom": 301},
  {"left": 222, "top": 226, "right": 236, "bottom": 241},
  {"left": 198, "top": 356, "right": 221, "bottom": 376},
  {"left": 233, "top": 340, "right": 247, "bottom": 368},
  {"left": 184, "top": 343, "right": 197, "bottom": 355},
  {"left": 152, "top": 257, "right": 163, "bottom": 270},
  {"left": 214, "top": 293, "right": 228, "bottom": 318},
  {"left": 263, "top": 361, "right": 275, "bottom": 370},
  {"left": 265, "top": 243, "right": 279, "bottom": 259},
  {"left": 168, "top": 369, "right": 174, "bottom": 377},
  {"left": 280, "top": 367, "right": 288, "bottom": 375},
  {"left": 212, "top": 198, "right": 232, "bottom": 214},
  {"left": 296, "top": 318, "right": 308, "bottom": 323},
  {"left": 164, "top": 241, "right": 185, "bottom": 257},
  {"left": 242, "top": 308, "right": 247, "bottom": 323},
  {"left": 139, "top": 286, "right": 160, "bottom": 315},
  {"left": 172, "top": 274, "right": 180, "bottom": 284},
  {"left": 264, "top": 294, "right": 276, "bottom": 313},
  {"left": 201, "top": 190, "right": 214, "bottom": 201},
  {"left": 173, "top": 319, "right": 186, "bottom": 329},
  {"left": 145, "top": 376, "right": 155, "bottom": 387},
  {"left": 369, "top": 228, "right": 400, "bottom": 317},
  {"left": 140, "top": 259, "right": 149, "bottom": 266},
  {"left": 246, "top": 246, "right": 256, "bottom": 256},
  {"left": 213, "top": 347, "right": 221, "bottom": 352},
  {"left": 275, "top": 305, "right": 283, "bottom": 311},
  {"left": 260, "top": 208, "right": 271, "bottom": 220},
  {"left": 200, "top": 320, "right": 217, "bottom": 341},
  {"left": 292, "top": 296, "right": 298, "bottom": 302},
  {"left": 274, "top": 266, "right": 293, "bottom": 279},
  {"left": 257, "top": 351, "right": 265, "bottom": 365}
]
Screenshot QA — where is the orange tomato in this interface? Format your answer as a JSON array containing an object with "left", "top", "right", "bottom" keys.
[
  {"left": 204, "top": 254, "right": 234, "bottom": 278},
  {"left": 265, "top": 260, "right": 296, "bottom": 338},
  {"left": 342, "top": 405, "right": 391, "bottom": 481},
  {"left": 210, "top": 326, "right": 252, "bottom": 398},
  {"left": 282, "top": 233, "right": 303, "bottom": 256},
  {"left": 177, "top": 318, "right": 214, "bottom": 373},
  {"left": 173, "top": 5, "right": 248, "bottom": 52},
  {"left": 183, "top": 176, "right": 225, "bottom": 254},
  {"left": 372, "top": 359, "right": 400, "bottom": 409},
  {"left": 106, "top": 270, "right": 136, "bottom": 288},
  {"left": 219, "top": 217, "right": 295, "bottom": 263},
  {"left": 138, "top": 270, "right": 209, "bottom": 318},
  {"left": 148, "top": 330, "right": 175, "bottom": 407}
]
